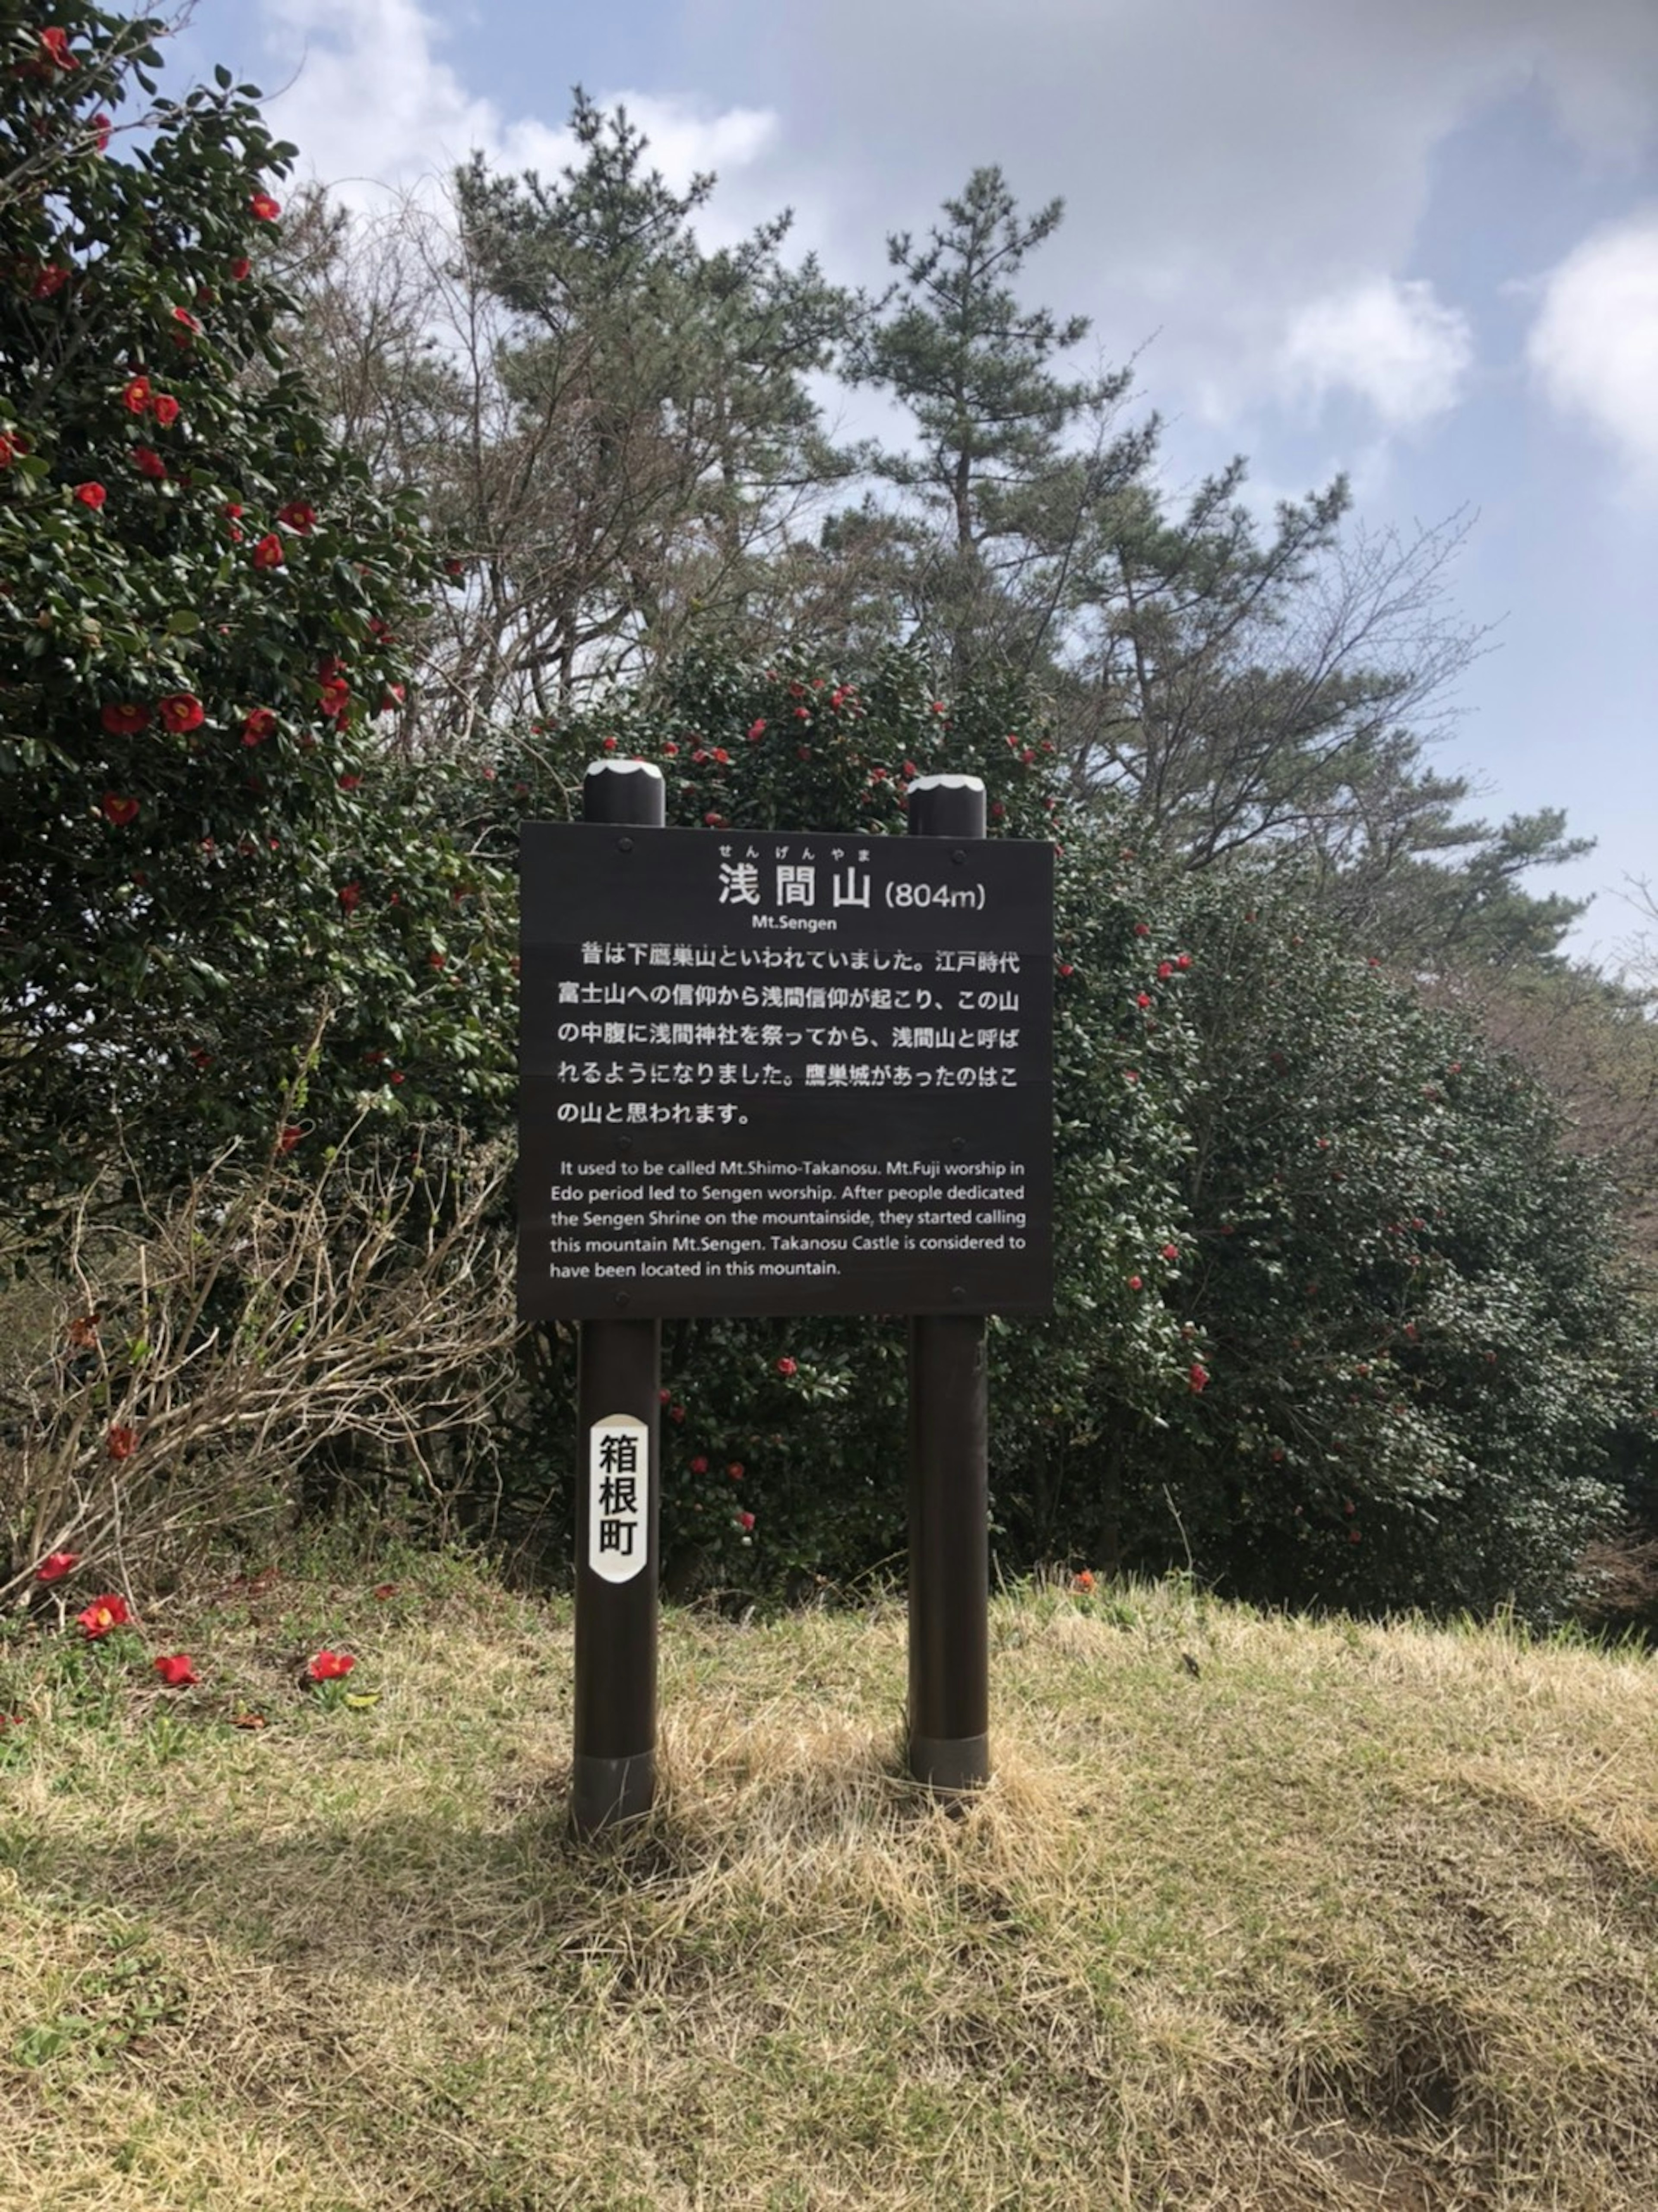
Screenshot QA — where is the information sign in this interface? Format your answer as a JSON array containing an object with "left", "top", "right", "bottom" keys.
[{"left": 518, "top": 823, "right": 1053, "bottom": 1319}]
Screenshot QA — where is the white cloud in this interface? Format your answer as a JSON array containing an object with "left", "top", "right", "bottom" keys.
[
  {"left": 256, "top": 0, "right": 778, "bottom": 227},
  {"left": 1526, "top": 209, "right": 1658, "bottom": 482},
  {"left": 670, "top": 0, "right": 1657, "bottom": 430},
  {"left": 1278, "top": 277, "right": 1475, "bottom": 428}
]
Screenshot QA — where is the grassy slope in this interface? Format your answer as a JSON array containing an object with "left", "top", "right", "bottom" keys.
[{"left": 1, "top": 1559, "right": 1655, "bottom": 2211}]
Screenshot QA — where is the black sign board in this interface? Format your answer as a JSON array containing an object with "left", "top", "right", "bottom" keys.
[{"left": 518, "top": 823, "right": 1054, "bottom": 1319}]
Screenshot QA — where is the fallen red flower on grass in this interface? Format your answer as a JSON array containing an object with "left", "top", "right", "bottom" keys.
[
  {"left": 78, "top": 1594, "right": 130, "bottom": 1638},
  {"left": 153, "top": 1654, "right": 199, "bottom": 1687},
  {"left": 307, "top": 1650, "right": 355, "bottom": 1682},
  {"left": 35, "top": 1551, "right": 80, "bottom": 1583}
]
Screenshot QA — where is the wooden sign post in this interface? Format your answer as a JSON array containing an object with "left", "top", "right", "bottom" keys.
[
  {"left": 519, "top": 767, "right": 1052, "bottom": 1831},
  {"left": 905, "top": 775, "right": 990, "bottom": 1794}
]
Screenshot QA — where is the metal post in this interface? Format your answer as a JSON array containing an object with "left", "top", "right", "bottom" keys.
[
  {"left": 905, "top": 775, "right": 991, "bottom": 1795},
  {"left": 571, "top": 759, "right": 664, "bottom": 1837}
]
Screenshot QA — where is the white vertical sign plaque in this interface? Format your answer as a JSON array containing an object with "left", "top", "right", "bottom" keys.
[{"left": 588, "top": 1413, "right": 649, "bottom": 1583}]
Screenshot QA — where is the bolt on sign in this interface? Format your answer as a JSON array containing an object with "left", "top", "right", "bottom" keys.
[
  {"left": 518, "top": 824, "right": 1054, "bottom": 1320},
  {"left": 588, "top": 1414, "right": 649, "bottom": 1582}
]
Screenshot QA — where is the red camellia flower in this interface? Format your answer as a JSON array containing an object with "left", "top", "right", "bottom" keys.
[
  {"left": 35, "top": 1551, "right": 80, "bottom": 1583},
  {"left": 338, "top": 882, "right": 361, "bottom": 913},
  {"left": 90, "top": 111, "right": 112, "bottom": 151},
  {"left": 170, "top": 306, "right": 200, "bottom": 338},
  {"left": 241, "top": 707, "right": 276, "bottom": 745},
  {"left": 229, "top": 256, "right": 252, "bottom": 281},
  {"left": 736, "top": 1509, "right": 756, "bottom": 1532},
  {"left": 107, "top": 1424, "right": 137, "bottom": 1459},
  {"left": 1189, "top": 1363, "right": 1209, "bottom": 1393},
  {"left": 153, "top": 1654, "right": 199, "bottom": 1688},
  {"left": 252, "top": 532, "right": 284, "bottom": 570},
  {"left": 1135, "top": 992, "right": 1152, "bottom": 1009},
  {"left": 1176, "top": 953, "right": 1191, "bottom": 970},
  {"left": 132, "top": 446, "right": 166, "bottom": 480},
  {"left": 1075, "top": 1569, "right": 1095, "bottom": 1592},
  {"left": 40, "top": 26, "right": 77, "bottom": 69},
  {"left": 1127, "top": 1274, "right": 1143, "bottom": 1290},
  {"left": 1133, "top": 922, "right": 1150, "bottom": 937},
  {"left": 307, "top": 1650, "right": 355, "bottom": 1681},
  {"left": 31, "top": 265, "right": 68, "bottom": 298},
  {"left": 1058, "top": 962, "right": 1073, "bottom": 977},
  {"left": 151, "top": 392, "right": 180, "bottom": 427},
  {"left": 158, "top": 692, "right": 204, "bottom": 734},
  {"left": 101, "top": 701, "right": 149, "bottom": 736},
  {"left": 1160, "top": 1242, "right": 1181, "bottom": 1263},
  {"left": 727, "top": 1462, "right": 744, "bottom": 1481},
  {"left": 278, "top": 500, "right": 316, "bottom": 533},
  {"left": 668, "top": 1403, "right": 686, "bottom": 1424},
  {"left": 78, "top": 1594, "right": 131, "bottom": 1638},
  {"left": 318, "top": 675, "right": 351, "bottom": 722},
  {"left": 703, "top": 811, "right": 725, "bottom": 828},
  {"left": 747, "top": 718, "right": 766, "bottom": 740},
  {"left": 73, "top": 481, "right": 106, "bottom": 508},
  {"left": 100, "top": 793, "right": 139, "bottom": 826},
  {"left": 775, "top": 1356, "right": 797, "bottom": 1377},
  {"left": 121, "top": 374, "right": 151, "bottom": 413},
  {"left": 337, "top": 772, "right": 361, "bottom": 791},
  {"left": 690, "top": 1455, "right": 709, "bottom": 1475},
  {"left": 0, "top": 434, "right": 15, "bottom": 469},
  {"left": 1156, "top": 960, "right": 1173, "bottom": 980},
  {"left": 250, "top": 191, "right": 282, "bottom": 222}
]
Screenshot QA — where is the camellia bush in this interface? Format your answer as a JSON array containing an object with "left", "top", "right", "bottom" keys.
[
  {"left": 0, "top": 6, "right": 514, "bottom": 1220},
  {"left": 463, "top": 646, "right": 1650, "bottom": 1622}
]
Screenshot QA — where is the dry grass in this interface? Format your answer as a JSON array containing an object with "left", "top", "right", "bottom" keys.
[{"left": 1, "top": 1560, "right": 1655, "bottom": 2209}]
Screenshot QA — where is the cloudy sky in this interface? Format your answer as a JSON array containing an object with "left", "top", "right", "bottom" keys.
[{"left": 169, "top": 0, "right": 1658, "bottom": 969}]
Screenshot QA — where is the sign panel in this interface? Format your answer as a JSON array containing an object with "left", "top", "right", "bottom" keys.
[
  {"left": 518, "top": 823, "right": 1054, "bottom": 1319},
  {"left": 587, "top": 1414, "right": 649, "bottom": 1582}
]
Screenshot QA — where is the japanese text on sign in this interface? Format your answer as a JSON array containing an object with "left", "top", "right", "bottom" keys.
[
  {"left": 587, "top": 1415, "right": 649, "bottom": 1583},
  {"left": 519, "top": 825, "right": 1054, "bottom": 1320}
]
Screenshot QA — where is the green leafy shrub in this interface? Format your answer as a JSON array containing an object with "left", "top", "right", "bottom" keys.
[
  {"left": 478, "top": 650, "right": 1649, "bottom": 1622},
  {"left": 0, "top": 8, "right": 512, "bottom": 1216}
]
